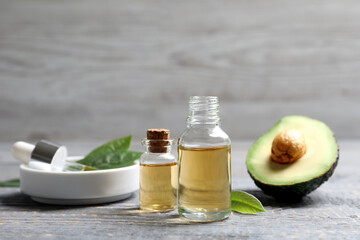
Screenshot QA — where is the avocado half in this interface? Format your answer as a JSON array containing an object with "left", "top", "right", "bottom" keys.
[{"left": 246, "top": 115, "right": 339, "bottom": 200}]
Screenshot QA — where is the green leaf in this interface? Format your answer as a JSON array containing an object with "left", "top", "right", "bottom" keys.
[
  {"left": 63, "top": 164, "right": 99, "bottom": 172},
  {"left": 77, "top": 150, "right": 142, "bottom": 170},
  {"left": 84, "top": 135, "right": 132, "bottom": 158},
  {"left": 76, "top": 135, "right": 142, "bottom": 170},
  {"left": 0, "top": 179, "right": 20, "bottom": 187},
  {"left": 82, "top": 165, "right": 99, "bottom": 171},
  {"left": 231, "top": 191, "right": 266, "bottom": 214},
  {"left": 63, "top": 165, "right": 84, "bottom": 172}
]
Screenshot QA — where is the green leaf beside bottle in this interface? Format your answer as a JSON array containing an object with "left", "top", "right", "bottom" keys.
[
  {"left": 231, "top": 191, "right": 266, "bottom": 214},
  {"left": 68, "top": 135, "right": 143, "bottom": 171}
]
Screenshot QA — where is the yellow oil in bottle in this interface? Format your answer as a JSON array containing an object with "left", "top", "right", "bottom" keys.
[
  {"left": 140, "top": 162, "right": 177, "bottom": 212},
  {"left": 178, "top": 146, "right": 231, "bottom": 215}
]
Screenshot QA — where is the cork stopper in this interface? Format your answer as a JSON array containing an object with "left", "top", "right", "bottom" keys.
[{"left": 147, "top": 129, "right": 170, "bottom": 153}]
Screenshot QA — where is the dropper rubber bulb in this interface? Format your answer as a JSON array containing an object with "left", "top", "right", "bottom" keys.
[{"left": 11, "top": 140, "right": 68, "bottom": 171}]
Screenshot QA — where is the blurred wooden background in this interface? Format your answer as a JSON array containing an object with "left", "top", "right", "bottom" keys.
[{"left": 1, "top": 0, "right": 360, "bottom": 141}]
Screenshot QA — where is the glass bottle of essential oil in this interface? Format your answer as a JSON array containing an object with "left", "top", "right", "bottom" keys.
[
  {"left": 140, "top": 129, "right": 177, "bottom": 212},
  {"left": 178, "top": 96, "right": 231, "bottom": 222}
]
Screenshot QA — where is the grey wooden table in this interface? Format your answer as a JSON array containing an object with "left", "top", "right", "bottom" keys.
[{"left": 0, "top": 141, "right": 359, "bottom": 239}]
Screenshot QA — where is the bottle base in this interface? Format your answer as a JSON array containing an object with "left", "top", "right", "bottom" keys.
[
  {"left": 140, "top": 206, "right": 176, "bottom": 213},
  {"left": 178, "top": 207, "right": 231, "bottom": 222}
]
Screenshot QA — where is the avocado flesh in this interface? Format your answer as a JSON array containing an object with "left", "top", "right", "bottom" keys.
[{"left": 246, "top": 116, "right": 338, "bottom": 199}]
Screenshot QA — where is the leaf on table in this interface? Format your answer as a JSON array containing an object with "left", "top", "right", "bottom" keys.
[
  {"left": 231, "top": 191, "right": 266, "bottom": 214},
  {"left": 77, "top": 150, "right": 142, "bottom": 170},
  {"left": 0, "top": 179, "right": 20, "bottom": 187}
]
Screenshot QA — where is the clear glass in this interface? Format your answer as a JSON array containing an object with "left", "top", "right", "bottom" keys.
[
  {"left": 178, "top": 96, "right": 232, "bottom": 222},
  {"left": 140, "top": 139, "right": 177, "bottom": 212}
]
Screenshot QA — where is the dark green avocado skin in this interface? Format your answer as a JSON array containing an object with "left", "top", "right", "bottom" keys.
[{"left": 249, "top": 153, "right": 339, "bottom": 201}]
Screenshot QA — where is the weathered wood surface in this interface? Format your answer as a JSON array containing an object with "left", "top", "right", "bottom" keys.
[
  {"left": 0, "top": 140, "right": 359, "bottom": 239},
  {"left": 1, "top": 0, "right": 360, "bottom": 141}
]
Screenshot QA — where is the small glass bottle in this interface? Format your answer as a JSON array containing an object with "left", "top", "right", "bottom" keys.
[
  {"left": 140, "top": 129, "right": 177, "bottom": 212},
  {"left": 178, "top": 96, "right": 231, "bottom": 222}
]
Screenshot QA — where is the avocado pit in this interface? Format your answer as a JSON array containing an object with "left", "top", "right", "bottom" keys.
[{"left": 271, "top": 129, "right": 306, "bottom": 164}]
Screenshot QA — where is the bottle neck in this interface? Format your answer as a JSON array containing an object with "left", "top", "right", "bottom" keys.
[
  {"left": 142, "top": 139, "right": 173, "bottom": 153},
  {"left": 187, "top": 96, "right": 221, "bottom": 127},
  {"left": 144, "top": 145, "right": 172, "bottom": 153}
]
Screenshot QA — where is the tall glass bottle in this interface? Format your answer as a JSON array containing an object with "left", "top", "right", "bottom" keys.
[{"left": 178, "top": 96, "right": 231, "bottom": 222}]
